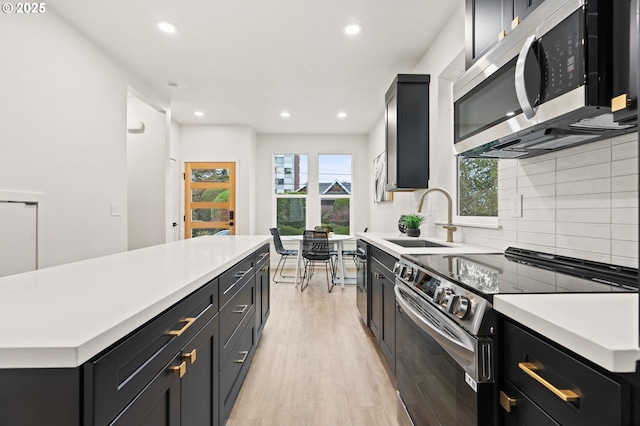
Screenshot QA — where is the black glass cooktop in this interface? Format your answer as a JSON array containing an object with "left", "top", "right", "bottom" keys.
[{"left": 403, "top": 247, "right": 638, "bottom": 298}]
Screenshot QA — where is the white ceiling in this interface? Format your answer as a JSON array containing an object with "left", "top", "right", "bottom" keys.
[{"left": 52, "top": 0, "right": 458, "bottom": 134}]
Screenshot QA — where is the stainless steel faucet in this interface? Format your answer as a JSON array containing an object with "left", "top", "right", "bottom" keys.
[{"left": 416, "top": 188, "right": 457, "bottom": 243}]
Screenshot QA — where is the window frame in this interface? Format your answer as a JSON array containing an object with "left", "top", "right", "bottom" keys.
[
  {"left": 452, "top": 155, "right": 500, "bottom": 228},
  {"left": 318, "top": 154, "right": 353, "bottom": 236}
]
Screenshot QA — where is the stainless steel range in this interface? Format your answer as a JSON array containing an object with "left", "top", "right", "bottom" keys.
[{"left": 394, "top": 247, "right": 638, "bottom": 426}]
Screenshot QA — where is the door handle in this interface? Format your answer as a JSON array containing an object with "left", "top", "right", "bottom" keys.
[{"left": 515, "top": 34, "right": 540, "bottom": 119}]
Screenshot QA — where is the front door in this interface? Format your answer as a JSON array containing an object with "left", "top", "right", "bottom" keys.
[{"left": 184, "top": 162, "right": 236, "bottom": 238}]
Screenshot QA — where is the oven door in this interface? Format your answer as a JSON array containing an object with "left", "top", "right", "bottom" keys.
[{"left": 395, "top": 283, "right": 496, "bottom": 426}]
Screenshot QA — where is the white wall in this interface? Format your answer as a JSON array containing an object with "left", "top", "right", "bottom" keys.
[
  {"left": 366, "top": 1, "right": 639, "bottom": 267},
  {"left": 255, "top": 134, "right": 369, "bottom": 241},
  {"left": 179, "top": 125, "right": 257, "bottom": 235},
  {"left": 0, "top": 11, "right": 167, "bottom": 267},
  {"left": 127, "top": 95, "right": 169, "bottom": 250}
]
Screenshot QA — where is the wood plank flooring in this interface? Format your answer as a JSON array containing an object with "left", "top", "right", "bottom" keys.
[{"left": 227, "top": 268, "right": 399, "bottom": 426}]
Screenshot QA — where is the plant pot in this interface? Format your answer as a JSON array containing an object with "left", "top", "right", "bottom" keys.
[{"left": 406, "top": 228, "right": 420, "bottom": 237}]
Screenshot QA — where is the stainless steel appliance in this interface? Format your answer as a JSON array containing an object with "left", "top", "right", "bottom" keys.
[
  {"left": 394, "top": 247, "right": 638, "bottom": 426},
  {"left": 355, "top": 240, "right": 368, "bottom": 325},
  {"left": 454, "top": 0, "right": 636, "bottom": 159}
]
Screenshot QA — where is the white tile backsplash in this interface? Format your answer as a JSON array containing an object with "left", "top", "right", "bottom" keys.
[
  {"left": 457, "top": 133, "right": 638, "bottom": 267},
  {"left": 556, "top": 177, "right": 611, "bottom": 196}
]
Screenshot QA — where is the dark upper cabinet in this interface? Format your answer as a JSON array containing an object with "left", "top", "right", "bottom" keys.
[
  {"left": 465, "top": 0, "right": 545, "bottom": 68},
  {"left": 385, "top": 74, "right": 430, "bottom": 192}
]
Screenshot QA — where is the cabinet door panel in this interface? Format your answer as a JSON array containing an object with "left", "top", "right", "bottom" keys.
[
  {"left": 381, "top": 274, "right": 396, "bottom": 374},
  {"left": 370, "top": 263, "right": 383, "bottom": 340},
  {"left": 109, "top": 356, "right": 181, "bottom": 426},
  {"left": 181, "top": 315, "right": 219, "bottom": 426}
]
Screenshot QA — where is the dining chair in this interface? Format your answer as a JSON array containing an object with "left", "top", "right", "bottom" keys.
[
  {"left": 269, "top": 228, "right": 298, "bottom": 284},
  {"left": 301, "top": 230, "right": 335, "bottom": 292}
]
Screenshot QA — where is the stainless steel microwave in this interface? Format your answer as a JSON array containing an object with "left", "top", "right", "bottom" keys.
[{"left": 454, "top": 0, "right": 636, "bottom": 158}]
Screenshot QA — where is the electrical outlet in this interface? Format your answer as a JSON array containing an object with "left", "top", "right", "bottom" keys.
[
  {"left": 510, "top": 194, "right": 522, "bottom": 218},
  {"left": 110, "top": 203, "right": 121, "bottom": 217}
]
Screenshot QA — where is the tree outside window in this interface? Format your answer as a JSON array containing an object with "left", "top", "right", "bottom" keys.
[{"left": 457, "top": 157, "right": 498, "bottom": 217}]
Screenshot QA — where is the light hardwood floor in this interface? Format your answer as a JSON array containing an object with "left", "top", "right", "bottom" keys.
[{"left": 226, "top": 268, "right": 400, "bottom": 426}]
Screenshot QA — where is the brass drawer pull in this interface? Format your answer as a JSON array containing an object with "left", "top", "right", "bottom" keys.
[
  {"left": 171, "top": 361, "right": 186, "bottom": 378},
  {"left": 518, "top": 362, "right": 579, "bottom": 402},
  {"left": 260, "top": 266, "right": 269, "bottom": 272},
  {"left": 234, "top": 270, "right": 249, "bottom": 278},
  {"left": 374, "top": 272, "right": 383, "bottom": 279},
  {"left": 183, "top": 349, "right": 197, "bottom": 364},
  {"left": 167, "top": 317, "right": 196, "bottom": 337},
  {"left": 499, "top": 391, "right": 516, "bottom": 412},
  {"left": 235, "top": 350, "right": 249, "bottom": 364},
  {"left": 233, "top": 304, "right": 248, "bottom": 314}
]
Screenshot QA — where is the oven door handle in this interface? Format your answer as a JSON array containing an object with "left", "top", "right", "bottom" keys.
[{"left": 395, "top": 283, "right": 478, "bottom": 378}]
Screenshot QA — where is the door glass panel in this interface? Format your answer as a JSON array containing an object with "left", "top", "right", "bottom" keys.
[
  {"left": 191, "top": 189, "right": 229, "bottom": 202},
  {"left": 191, "top": 208, "right": 230, "bottom": 222},
  {"left": 320, "top": 198, "right": 350, "bottom": 235},
  {"left": 191, "top": 168, "right": 230, "bottom": 183},
  {"left": 276, "top": 198, "right": 306, "bottom": 235},
  {"left": 192, "top": 228, "right": 229, "bottom": 238}
]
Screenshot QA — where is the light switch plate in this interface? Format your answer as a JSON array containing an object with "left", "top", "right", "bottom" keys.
[
  {"left": 110, "top": 203, "right": 121, "bottom": 217},
  {"left": 510, "top": 194, "right": 522, "bottom": 218}
]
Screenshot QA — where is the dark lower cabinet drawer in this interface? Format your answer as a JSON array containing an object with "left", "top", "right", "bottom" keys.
[
  {"left": 89, "top": 279, "right": 217, "bottom": 426},
  {"left": 219, "top": 279, "right": 255, "bottom": 367},
  {"left": 370, "top": 246, "right": 396, "bottom": 273},
  {"left": 255, "top": 244, "right": 269, "bottom": 268},
  {"left": 503, "top": 319, "right": 630, "bottom": 426},
  {"left": 219, "top": 315, "right": 256, "bottom": 424},
  {"left": 219, "top": 255, "right": 254, "bottom": 309},
  {"left": 502, "top": 379, "right": 559, "bottom": 426}
]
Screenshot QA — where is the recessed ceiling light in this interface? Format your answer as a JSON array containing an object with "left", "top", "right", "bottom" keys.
[
  {"left": 194, "top": 111, "right": 204, "bottom": 117},
  {"left": 167, "top": 81, "right": 179, "bottom": 89},
  {"left": 505, "top": 111, "right": 515, "bottom": 117},
  {"left": 344, "top": 23, "right": 362, "bottom": 35},
  {"left": 157, "top": 21, "right": 178, "bottom": 33},
  {"left": 337, "top": 112, "right": 347, "bottom": 119},
  {"left": 280, "top": 111, "right": 291, "bottom": 118}
]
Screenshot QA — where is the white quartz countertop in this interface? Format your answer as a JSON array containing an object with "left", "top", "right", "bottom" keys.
[
  {"left": 494, "top": 294, "right": 640, "bottom": 373},
  {"left": 355, "top": 232, "right": 501, "bottom": 258},
  {"left": 0, "top": 235, "right": 270, "bottom": 369}
]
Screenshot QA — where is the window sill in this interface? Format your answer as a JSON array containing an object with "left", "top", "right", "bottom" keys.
[{"left": 434, "top": 219, "right": 501, "bottom": 230}]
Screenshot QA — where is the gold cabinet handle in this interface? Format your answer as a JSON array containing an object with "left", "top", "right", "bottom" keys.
[
  {"left": 499, "top": 390, "right": 517, "bottom": 413},
  {"left": 234, "top": 270, "right": 250, "bottom": 279},
  {"left": 235, "top": 350, "right": 249, "bottom": 364},
  {"left": 612, "top": 94, "right": 631, "bottom": 112},
  {"left": 260, "top": 266, "right": 269, "bottom": 272},
  {"left": 233, "top": 304, "right": 248, "bottom": 314},
  {"left": 518, "top": 362, "right": 579, "bottom": 402},
  {"left": 374, "top": 272, "right": 383, "bottom": 279},
  {"left": 171, "top": 361, "right": 186, "bottom": 378},
  {"left": 167, "top": 317, "right": 196, "bottom": 337},
  {"left": 183, "top": 349, "right": 197, "bottom": 365}
]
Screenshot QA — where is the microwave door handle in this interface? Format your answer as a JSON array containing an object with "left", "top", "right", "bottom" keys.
[{"left": 515, "top": 34, "right": 538, "bottom": 119}]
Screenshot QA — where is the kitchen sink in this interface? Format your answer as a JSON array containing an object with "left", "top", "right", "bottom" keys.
[{"left": 383, "top": 238, "right": 449, "bottom": 248}]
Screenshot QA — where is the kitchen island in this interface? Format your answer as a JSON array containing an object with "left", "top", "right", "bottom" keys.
[{"left": 0, "top": 235, "right": 271, "bottom": 426}]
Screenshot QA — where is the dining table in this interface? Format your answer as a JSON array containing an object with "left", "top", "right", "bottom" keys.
[{"left": 284, "top": 234, "right": 355, "bottom": 289}]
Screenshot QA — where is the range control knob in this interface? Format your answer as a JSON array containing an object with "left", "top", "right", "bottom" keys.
[
  {"left": 393, "top": 262, "right": 401, "bottom": 275},
  {"left": 453, "top": 296, "right": 472, "bottom": 319},
  {"left": 435, "top": 288, "right": 453, "bottom": 307},
  {"left": 403, "top": 267, "right": 414, "bottom": 281}
]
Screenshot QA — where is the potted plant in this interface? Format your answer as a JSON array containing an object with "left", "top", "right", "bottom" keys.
[{"left": 402, "top": 214, "right": 425, "bottom": 237}]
